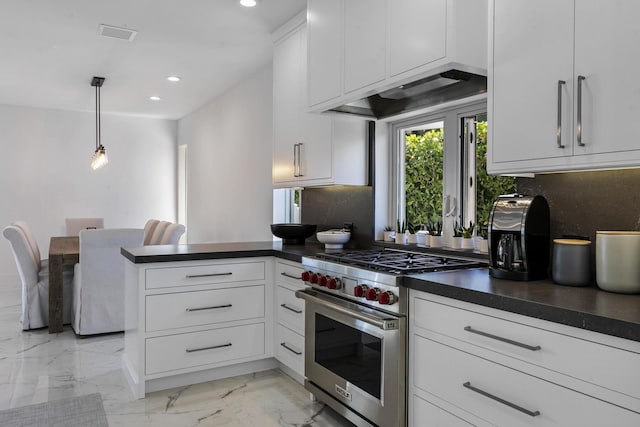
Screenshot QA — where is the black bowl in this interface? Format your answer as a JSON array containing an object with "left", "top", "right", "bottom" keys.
[{"left": 271, "top": 223, "right": 317, "bottom": 245}]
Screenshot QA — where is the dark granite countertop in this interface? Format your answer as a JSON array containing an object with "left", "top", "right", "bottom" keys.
[
  {"left": 405, "top": 268, "right": 640, "bottom": 342},
  {"left": 121, "top": 241, "right": 325, "bottom": 264},
  {"left": 121, "top": 242, "right": 640, "bottom": 342}
]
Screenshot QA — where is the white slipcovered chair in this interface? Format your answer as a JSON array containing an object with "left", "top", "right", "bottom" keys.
[
  {"left": 159, "top": 223, "right": 186, "bottom": 245},
  {"left": 65, "top": 218, "right": 104, "bottom": 236},
  {"left": 71, "top": 228, "right": 144, "bottom": 335},
  {"left": 147, "top": 220, "right": 170, "bottom": 245},
  {"left": 143, "top": 219, "right": 160, "bottom": 245},
  {"left": 3, "top": 225, "right": 73, "bottom": 330}
]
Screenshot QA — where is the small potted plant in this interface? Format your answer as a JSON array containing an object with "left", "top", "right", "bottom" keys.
[
  {"left": 475, "top": 225, "right": 489, "bottom": 253},
  {"left": 450, "top": 221, "right": 463, "bottom": 249},
  {"left": 407, "top": 222, "right": 418, "bottom": 244},
  {"left": 461, "top": 221, "right": 475, "bottom": 249},
  {"left": 428, "top": 221, "right": 443, "bottom": 247},
  {"left": 395, "top": 219, "right": 408, "bottom": 244},
  {"left": 383, "top": 225, "right": 395, "bottom": 242}
]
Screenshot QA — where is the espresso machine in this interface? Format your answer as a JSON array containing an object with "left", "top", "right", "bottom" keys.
[{"left": 488, "top": 194, "right": 550, "bottom": 280}]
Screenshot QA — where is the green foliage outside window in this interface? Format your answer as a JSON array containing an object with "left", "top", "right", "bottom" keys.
[
  {"left": 404, "top": 118, "right": 516, "bottom": 233},
  {"left": 474, "top": 119, "right": 516, "bottom": 231},
  {"left": 405, "top": 129, "right": 443, "bottom": 226}
]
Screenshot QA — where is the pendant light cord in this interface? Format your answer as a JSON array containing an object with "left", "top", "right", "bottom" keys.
[{"left": 95, "top": 84, "right": 100, "bottom": 150}]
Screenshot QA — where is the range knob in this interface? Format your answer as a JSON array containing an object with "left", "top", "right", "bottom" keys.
[
  {"left": 309, "top": 273, "right": 319, "bottom": 284},
  {"left": 354, "top": 285, "right": 369, "bottom": 298},
  {"left": 327, "top": 277, "right": 342, "bottom": 290},
  {"left": 377, "top": 291, "right": 397, "bottom": 305},
  {"left": 318, "top": 275, "right": 328, "bottom": 287},
  {"left": 365, "top": 287, "right": 381, "bottom": 301},
  {"left": 301, "top": 271, "right": 311, "bottom": 282}
]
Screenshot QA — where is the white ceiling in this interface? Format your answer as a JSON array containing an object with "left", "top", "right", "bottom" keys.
[{"left": 0, "top": 0, "right": 306, "bottom": 120}]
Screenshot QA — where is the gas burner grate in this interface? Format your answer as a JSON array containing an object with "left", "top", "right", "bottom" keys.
[{"left": 314, "top": 249, "right": 483, "bottom": 274}]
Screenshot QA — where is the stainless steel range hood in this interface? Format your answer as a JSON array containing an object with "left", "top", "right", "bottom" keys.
[{"left": 330, "top": 69, "right": 487, "bottom": 119}]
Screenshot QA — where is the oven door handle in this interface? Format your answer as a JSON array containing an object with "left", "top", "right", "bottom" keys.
[{"left": 295, "top": 289, "right": 399, "bottom": 331}]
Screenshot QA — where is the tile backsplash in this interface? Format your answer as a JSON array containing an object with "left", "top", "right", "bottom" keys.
[
  {"left": 516, "top": 169, "right": 640, "bottom": 242},
  {"left": 301, "top": 185, "right": 373, "bottom": 249}
]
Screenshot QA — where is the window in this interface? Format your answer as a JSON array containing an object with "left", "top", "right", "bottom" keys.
[{"left": 391, "top": 102, "right": 515, "bottom": 237}]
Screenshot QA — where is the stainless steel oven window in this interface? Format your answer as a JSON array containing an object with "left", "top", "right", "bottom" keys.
[{"left": 314, "top": 313, "right": 383, "bottom": 399}]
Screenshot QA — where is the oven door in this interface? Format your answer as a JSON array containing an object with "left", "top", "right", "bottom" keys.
[{"left": 296, "top": 289, "right": 405, "bottom": 427}]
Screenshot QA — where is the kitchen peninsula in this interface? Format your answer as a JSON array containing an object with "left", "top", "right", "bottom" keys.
[{"left": 120, "top": 242, "right": 640, "bottom": 424}]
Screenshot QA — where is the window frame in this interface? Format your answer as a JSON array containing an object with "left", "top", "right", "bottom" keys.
[{"left": 389, "top": 100, "right": 487, "bottom": 235}]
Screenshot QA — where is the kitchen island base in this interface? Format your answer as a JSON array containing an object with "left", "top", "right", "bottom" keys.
[{"left": 123, "top": 257, "right": 275, "bottom": 399}]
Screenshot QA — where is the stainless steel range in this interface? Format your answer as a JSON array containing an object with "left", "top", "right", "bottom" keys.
[{"left": 295, "top": 248, "right": 483, "bottom": 427}]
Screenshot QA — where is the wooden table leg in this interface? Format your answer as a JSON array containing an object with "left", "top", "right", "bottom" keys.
[{"left": 48, "top": 253, "right": 63, "bottom": 333}]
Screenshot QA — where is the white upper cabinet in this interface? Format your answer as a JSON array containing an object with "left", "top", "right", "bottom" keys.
[
  {"left": 307, "top": 0, "right": 342, "bottom": 106},
  {"left": 273, "top": 16, "right": 367, "bottom": 188},
  {"left": 389, "top": 0, "right": 446, "bottom": 77},
  {"left": 488, "top": 0, "right": 640, "bottom": 174},
  {"left": 307, "top": 0, "right": 488, "bottom": 113},
  {"left": 343, "top": 0, "right": 386, "bottom": 94}
]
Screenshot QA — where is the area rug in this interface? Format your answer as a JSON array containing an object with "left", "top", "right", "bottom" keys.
[{"left": 0, "top": 393, "right": 108, "bottom": 427}]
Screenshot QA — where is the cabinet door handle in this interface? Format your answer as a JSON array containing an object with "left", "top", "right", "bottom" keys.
[
  {"left": 297, "top": 143, "right": 304, "bottom": 177},
  {"left": 463, "top": 382, "right": 540, "bottom": 417},
  {"left": 280, "top": 342, "right": 302, "bottom": 355},
  {"left": 293, "top": 143, "right": 299, "bottom": 177},
  {"left": 576, "top": 75, "right": 586, "bottom": 147},
  {"left": 185, "top": 272, "right": 232, "bottom": 278},
  {"left": 185, "top": 342, "right": 232, "bottom": 353},
  {"left": 556, "top": 80, "right": 566, "bottom": 148},
  {"left": 281, "top": 272, "right": 301, "bottom": 280},
  {"left": 280, "top": 303, "right": 303, "bottom": 314},
  {"left": 185, "top": 304, "right": 232, "bottom": 312},
  {"left": 464, "top": 326, "right": 541, "bottom": 351}
]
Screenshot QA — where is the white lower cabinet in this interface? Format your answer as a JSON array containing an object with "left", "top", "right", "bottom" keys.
[
  {"left": 409, "top": 291, "right": 640, "bottom": 426},
  {"left": 146, "top": 323, "right": 265, "bottom": 375},
  {"left": 123, "top": 258, "right": 274, "bottom": 398},
  {"left": 274, "top": 260, "right": 306, "bottom": 382}
]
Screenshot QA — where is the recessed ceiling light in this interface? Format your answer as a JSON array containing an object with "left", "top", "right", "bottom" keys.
[
  {"left": 149, "top": 96, "right": 161, "bottom": 101},
  {"left": 240, "top": 0, "right": 257, "bottom": 7},
  {"left": 167, "top": 76, "right": 181, "bottom": 82}
]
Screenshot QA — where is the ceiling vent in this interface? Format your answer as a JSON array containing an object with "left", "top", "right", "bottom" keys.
[{"left": 98, "top": 24, "right": 137, "bottom": 42}]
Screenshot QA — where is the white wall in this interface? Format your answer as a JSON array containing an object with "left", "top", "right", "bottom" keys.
[
  {"left": 0, "top": 104, "right": 177, "bottom": 277},
  {"left": 178, "top": 66, "right": 273, "bottom": 243}
]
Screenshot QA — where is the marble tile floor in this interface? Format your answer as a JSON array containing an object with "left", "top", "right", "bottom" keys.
[{"left": 0, "top": 279, "right": 354, "bottom": 426}]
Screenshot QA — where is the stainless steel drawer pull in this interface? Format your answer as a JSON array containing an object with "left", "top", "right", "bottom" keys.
[
  {"left": 280, "top": 272, "right": 301, "bottom": 280},
  {"left": 280, "top": 342, "right": 302, "bottom": 355},
  {"left": 556, "top": 80, "right": 566, "bottom": 148},
  {"left": 463, "top": 382, "right": 540, "bottom": 417},
  {"left": 464, "top": 326, "right": 541, "bottom": 351},
  {"left": 280, "top": 303, "right": 302, "bottom": 314},
  {"left": 576, "top": 75, "right": 586, "bottom": 146},
  {"left": 185, "top": 272, "right": 233, "bottom": 278},
  {"left": 185, "top": 304, "right": 232, "bottom": 312},
  {"left": 185, "top": 342, "right": 232, "bottom": 353}
]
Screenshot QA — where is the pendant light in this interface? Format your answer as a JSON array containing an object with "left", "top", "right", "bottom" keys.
[{"left": 90, "top": 76, "right": 108, "bottom": 170}]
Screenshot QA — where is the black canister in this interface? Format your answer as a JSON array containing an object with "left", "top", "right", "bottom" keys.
[{"left": 551, "top": 239, "right": 591, "bottom": 286}]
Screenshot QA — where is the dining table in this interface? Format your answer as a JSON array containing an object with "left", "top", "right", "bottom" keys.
[{"left": 48, "top": 236, "right": 79, "bottom": 333}]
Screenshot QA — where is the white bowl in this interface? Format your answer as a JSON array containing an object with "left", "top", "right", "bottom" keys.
[{"left": 317, "top": 230, "right": 351, "bottom": 249}]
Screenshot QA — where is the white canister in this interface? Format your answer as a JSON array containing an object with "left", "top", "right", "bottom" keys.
[{"left": 595, "top": 231, "right": 640, "bottom": 294}]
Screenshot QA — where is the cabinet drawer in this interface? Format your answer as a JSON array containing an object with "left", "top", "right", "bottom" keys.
[
  {"left": 145, "top": 261, "right": 265, "bottom": 289},
  {"left": 146, "top": 323, "right": 265, "bottom": 375},
  {"left": 146, "top": 285, "right": 264, "bottom": 332},
  {"left": 412, "top": 394, "right": 475, "bottom": 427},
  {"left": 276, "top": 324, "right": 304, "bottom": 377},
  {"left": 275, "top": 261, "right": 304, "bottom": 288},
  {"left": 413, "top": 296, "right": 640, "bottom": 400},
  {"left": 414, "top": 336, "right": 640, "bottom": 426},
  {"left": 276, "top": 285, "right": 305, "bottom": 335}
]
